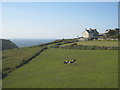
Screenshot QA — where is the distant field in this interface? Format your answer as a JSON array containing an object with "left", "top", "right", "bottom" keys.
[
  {"left": 2, "top": 46, "right": 44, "bottom": 72},
  {"left": 60, "top": 43, "right": 73, "bottom": 46},
  {"left": 3, "top": 48, "right": 118, "bottom": 88},
  {"left": 77, "top": 40, "right": 118, "bottom": 47}
]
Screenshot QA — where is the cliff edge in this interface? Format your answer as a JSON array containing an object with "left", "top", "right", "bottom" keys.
[{"left": 0, "top": 39, "right": 19, "bottom": 50}]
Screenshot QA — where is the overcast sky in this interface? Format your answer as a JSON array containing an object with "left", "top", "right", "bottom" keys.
[{"left": 2, "top": 2, "right": 118, "bottom": 39}]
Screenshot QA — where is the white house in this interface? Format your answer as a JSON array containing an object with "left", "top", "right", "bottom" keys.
[{"left": 82, "top": 28, "right": 99, "bottom": 40}]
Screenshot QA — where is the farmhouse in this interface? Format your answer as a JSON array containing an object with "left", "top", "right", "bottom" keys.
[{"left": 82, "top": 28, "right": 99, "bottom": 40}]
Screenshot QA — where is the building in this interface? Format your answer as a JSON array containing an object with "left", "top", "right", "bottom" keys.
[
  {"left": 106, "top": 28, "right": 120, "bottom": 35},
  {"left": 82, "top": 28, "right": 99, "bottom": 40}
]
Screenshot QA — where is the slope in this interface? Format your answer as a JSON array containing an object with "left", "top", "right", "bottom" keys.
[{"left": 3, "top": 48, "right": 118, "bottom": 88}]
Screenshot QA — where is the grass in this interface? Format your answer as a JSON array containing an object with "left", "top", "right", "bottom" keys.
[
  {"left": 2, "top": 46, "right": 44, "bottom": 72},
  {"left": 3, "top": 48, "right": 118, "bottom": 88},
  {"left": 60, "top": 43, "right": 74, "bottom": 47},
  {"left": 47, "top": 43, "right": 55, "bottom": 47},
  {"left": 77, "top": 40, "right": 118, "bottom": 47}
]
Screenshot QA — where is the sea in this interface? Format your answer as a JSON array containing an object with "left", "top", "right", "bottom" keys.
[{"left": 10, "top": 39, "right": 57, "bottom": 47}]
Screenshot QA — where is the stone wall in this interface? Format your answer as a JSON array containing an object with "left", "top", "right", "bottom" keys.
[{"left": 60, "top": 44, "right": 119, "bottom": 50}]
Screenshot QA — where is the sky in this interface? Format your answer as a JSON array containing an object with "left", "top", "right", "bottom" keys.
[{"left": 2, "top": 2, "right": 118, "bottom": 39}]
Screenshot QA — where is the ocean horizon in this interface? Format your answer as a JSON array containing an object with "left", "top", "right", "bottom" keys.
[{"left": 10, "top": 38, "right": 57, "bottom": 47}]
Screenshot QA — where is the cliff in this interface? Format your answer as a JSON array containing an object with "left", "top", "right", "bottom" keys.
[{"left": 0, "top": 39, "right": 19, "bottom": 50}]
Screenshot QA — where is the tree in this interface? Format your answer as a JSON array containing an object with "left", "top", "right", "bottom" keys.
[{"left": 107, "top": 30, "right": 116, "bottom": 36}]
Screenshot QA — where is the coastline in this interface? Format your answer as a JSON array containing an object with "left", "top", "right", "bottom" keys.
[{"left": 10, "top": 38, "right": 57, "bottom": 47}]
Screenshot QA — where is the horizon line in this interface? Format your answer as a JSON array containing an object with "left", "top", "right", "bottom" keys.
[{"left": 2, "top": 0, "right": 120, "bottom": 2}]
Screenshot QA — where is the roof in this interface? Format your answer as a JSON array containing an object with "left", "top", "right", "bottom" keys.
[{"left": 85, "top": 29, "right": 98, "bottom": 34}]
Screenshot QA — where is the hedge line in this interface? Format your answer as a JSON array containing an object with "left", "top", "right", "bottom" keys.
[
  {"left": 60, "top": 44, "right": 119, "bottom": 50},
  {"left": 38, "top": 39, "right": 78, "bottom": 47}
]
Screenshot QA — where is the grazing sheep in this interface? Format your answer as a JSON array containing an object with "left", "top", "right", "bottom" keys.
[
  {"left": 64, "top": 59, "right": 76, "bottom": 64},
  {"left": 64, "top": 61, "right": 69, "bottom": 64},
  {"left": 69, "top": 59, "right": 76, "bottom": 63}
]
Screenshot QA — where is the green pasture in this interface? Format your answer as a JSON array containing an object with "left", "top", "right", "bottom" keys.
[
  {"left": 2, "top": 46, "right": 44, "bottom": 72},
  {"left": 77, "top": 40, "right": 118, "bottom": 47},
  {"left": 60, "top": 43, "right": 73, "bottom": 46},
  {"left": 3, "top": 48, "right": 118, "bottom": 88}
]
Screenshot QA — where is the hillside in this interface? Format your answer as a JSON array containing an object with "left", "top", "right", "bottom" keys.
[
  {"left": 0, "top": 39, "right": 19, "bottom": 50},
  {"left": 3, "top": 48, "right": 118, "bottom": 88},
  {"left": 2, "top": 40, "right": 119, "bottom": 88},
  {"left": 2, "top": 45, "right": 46, "bottom": 78}
]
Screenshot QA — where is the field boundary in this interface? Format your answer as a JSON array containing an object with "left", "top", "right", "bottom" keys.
[
  {"left": 59, "top": 44, "right": 119, "bottom": 50},
  {"left": 2, "top": 46, "right": 48, "bottom": 79}
]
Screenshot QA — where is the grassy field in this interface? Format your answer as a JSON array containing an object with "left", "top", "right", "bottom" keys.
[
  {"left": 2, "top": 46, "right": 44, "bottom": 73},
  {"left": 60, "top": 43, "right": 74, "bottom": 47},
  {"left": 3, "top": 48, "right": 118, "bottom": 88},
  {"left": 77, "top": 40, "right": 118, "bottom": 47}
]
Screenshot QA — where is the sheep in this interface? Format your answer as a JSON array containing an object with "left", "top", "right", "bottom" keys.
[
  {"left": 64, "top": 59, "right": 76, "bottom": 64},
  {"left": 69, "top": 59, "right": 76, "bottom": 63},
  {"left": 64, "top": 61, "right": 69, "bottom": 64}
]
